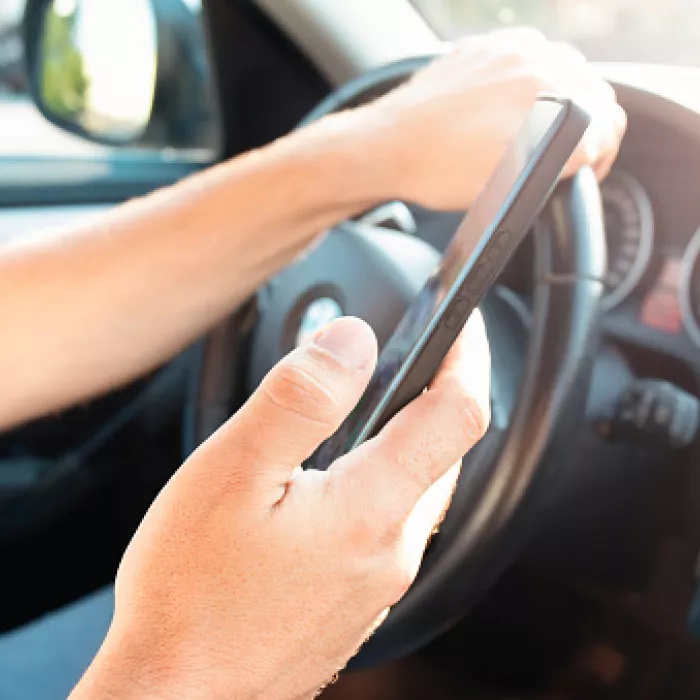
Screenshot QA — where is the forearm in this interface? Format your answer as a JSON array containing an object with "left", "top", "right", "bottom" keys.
[
  {"left": 0, "top": 111, "right": 386, "bottom": 430},
  {"left": 70, "top": 627, "right": 324, "bottom": 700}
]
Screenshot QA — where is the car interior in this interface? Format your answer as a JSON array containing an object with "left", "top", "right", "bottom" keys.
[{"left": 2, "top": 0, "right": 700, "bottom": 698}]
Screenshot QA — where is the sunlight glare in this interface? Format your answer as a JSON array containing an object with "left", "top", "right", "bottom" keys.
[
  {"left": 76, "top": 0, "right": 157, "bottom": 137},
  {"left": 54, "top": 0, "right": 77, "bottom": 18}
]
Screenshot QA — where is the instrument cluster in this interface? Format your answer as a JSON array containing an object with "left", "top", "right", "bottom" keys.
[{"left": 601, "top": 168, "right": 700, "bottom": 353}]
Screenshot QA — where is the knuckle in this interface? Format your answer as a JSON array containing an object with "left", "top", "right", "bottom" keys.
[
  {"left": 422, "top": 389, "right": 490, "bottom": 452},
  {"left": 518, "top": 68, "right": 546, "bottom": 98},
  {"left": 347, "top": 509, "right": 400, "bottom": 558},
  {"left": 375, "top": 432, "right": 435, "bottom": 497},
  {"left": 348, "top": 550, "right": 415, "bottom": 607},
  {"left": 516, "top": 26, "right": 547, "bottom": 43},
  {"left": 381, "top": 556, "right": 417, "bottom": 604},
  {"left": 497, "top": 27, "right": 547, "bottom": 54},
  {"left": 504, "top": 65, "right": 547, "bottom": 101},
  {"left": 601, "top": 79, "right": 617, "bottom": 100},
  {"left": 455, "top": 393, "right": 490, "bottom": 445},
  {"left": 589, "top": 79, "right": 617, "bottom": 108},
  {"left": 500, "top": 42, "right": 533, "bottom": 65},
  {"left": 396, "top": 447, "right": 435, "bottom": 494},
  {"left": 340, "top": 477, "right": 405, "bottom": 558},
  {"left": 615, "top": 104, "right": 628, "bottom": 133},
  {"left": 264, "top": 359, "right": 340, "bottom": 427},
  {"left": 580, "top": 129, "right": 600, "bottom": 162},
  {"left": 552, "top": 41, "right": 586, "bottom": 65},
  {"left": 347, "top": 513, "right": 383, "bottom": 555}
]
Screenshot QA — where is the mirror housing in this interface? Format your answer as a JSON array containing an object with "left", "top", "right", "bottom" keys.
[{"left": 23, "top": 0, "right": 217, "bottom": 150}]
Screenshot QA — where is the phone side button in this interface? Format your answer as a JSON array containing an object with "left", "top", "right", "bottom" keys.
[{"left": 444, "top": 298, "right": 473, "bottom": 330}]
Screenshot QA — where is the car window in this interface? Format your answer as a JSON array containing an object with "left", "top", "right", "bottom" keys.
[
  {"left": 0, "top": 0, "right": 217, "bottom": 159},
  {"left": 411, "top": 0, "right": 700, "bottom": 67}
]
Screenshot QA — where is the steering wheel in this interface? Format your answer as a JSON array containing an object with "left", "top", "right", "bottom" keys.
[{"left": 193, "top": 57, "right": 607, "bottom": 667}]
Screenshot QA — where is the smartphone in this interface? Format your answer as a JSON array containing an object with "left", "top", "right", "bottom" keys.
[{"left": 310, "top": 96, "right": 591, "bottom": 471}]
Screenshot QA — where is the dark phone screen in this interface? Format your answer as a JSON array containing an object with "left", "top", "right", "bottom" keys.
[{"left": 312, "top": 98, "right": 567, "bottom": 470}]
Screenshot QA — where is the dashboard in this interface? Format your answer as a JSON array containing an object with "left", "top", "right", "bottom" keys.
[
  {"left": 413, "top": 89, "right": 700, "bottom": 389},
  {"left": 598, "top": 102, "right": 700, "bottom": 375}
]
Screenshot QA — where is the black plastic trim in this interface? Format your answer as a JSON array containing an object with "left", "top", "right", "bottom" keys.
[{"left": 0, "top": 155, "right": 205, "bottom": 207}]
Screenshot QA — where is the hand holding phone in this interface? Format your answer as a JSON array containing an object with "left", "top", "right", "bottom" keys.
[{"left": 311, "top": 97, "right": 590, "bottom": 470}]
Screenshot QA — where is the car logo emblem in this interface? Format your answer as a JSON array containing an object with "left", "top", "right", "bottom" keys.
[{"left": 296, "top": 297, "right": 343, "bottom": 347}]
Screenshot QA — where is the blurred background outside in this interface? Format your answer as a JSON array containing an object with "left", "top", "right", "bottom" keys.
[
  {"left": 2, "top": 0, "right": 700, "bottom": 157},
  {"left": 0, "top": 0, "right": 204, "bottom": 156},
  {"left": 412, "top": 0, "right": 700, "bottom": 65}
]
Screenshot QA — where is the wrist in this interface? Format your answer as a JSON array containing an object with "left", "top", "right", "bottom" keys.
[
  {"left": 318, "top": 103, "right": 415, "bottom": 206},
  {"left": 69, "top": 626, "right": 304, "bottom": 700},
  {"left": 69, "top": 630, "right": 199, "bottom": 700},
  {"left": 277, "top": 107, "right": 396, "bottom": 217}
]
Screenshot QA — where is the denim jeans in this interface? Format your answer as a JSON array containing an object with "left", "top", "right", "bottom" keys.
[{"left": 0, "top": 587, "right": 114, "bottom": 700}]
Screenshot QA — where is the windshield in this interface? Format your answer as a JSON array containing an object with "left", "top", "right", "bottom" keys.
[{"left": 411, "top": 0, "right": 700, "bottom": 66}]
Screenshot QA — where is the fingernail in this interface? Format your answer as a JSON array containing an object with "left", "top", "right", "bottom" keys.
[{"left": 312, "top": 317, "right": 376, "bottom": 370}]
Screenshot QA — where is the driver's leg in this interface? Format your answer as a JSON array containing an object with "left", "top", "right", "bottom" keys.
[{"left": 0, "top": 586, "right": 113, "bottom": 700}]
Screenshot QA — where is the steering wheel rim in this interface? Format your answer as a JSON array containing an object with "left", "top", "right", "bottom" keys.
[{"left": 192, "top": 57, "right": 607, "bottom": 667}]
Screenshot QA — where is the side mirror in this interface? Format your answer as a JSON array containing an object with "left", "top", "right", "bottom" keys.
[{"left": 23, "top": 0, "right": 216, "bottom": 150}]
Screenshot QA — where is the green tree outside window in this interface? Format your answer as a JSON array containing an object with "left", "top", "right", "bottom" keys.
[{"left": 41, "top": 7, "right": 88, "bottom": 119}]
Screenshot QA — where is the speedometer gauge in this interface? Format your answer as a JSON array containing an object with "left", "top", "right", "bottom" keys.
[
  {"left": 601, "top": 171, "right": 654, "bottom": 310},
  {"left": 680, "top": 228, "right": 700, "bottom": 348}
]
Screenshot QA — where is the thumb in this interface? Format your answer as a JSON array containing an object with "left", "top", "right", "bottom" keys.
[{"left": 198, "top": 317, "right": 377, "bottom": 494}]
